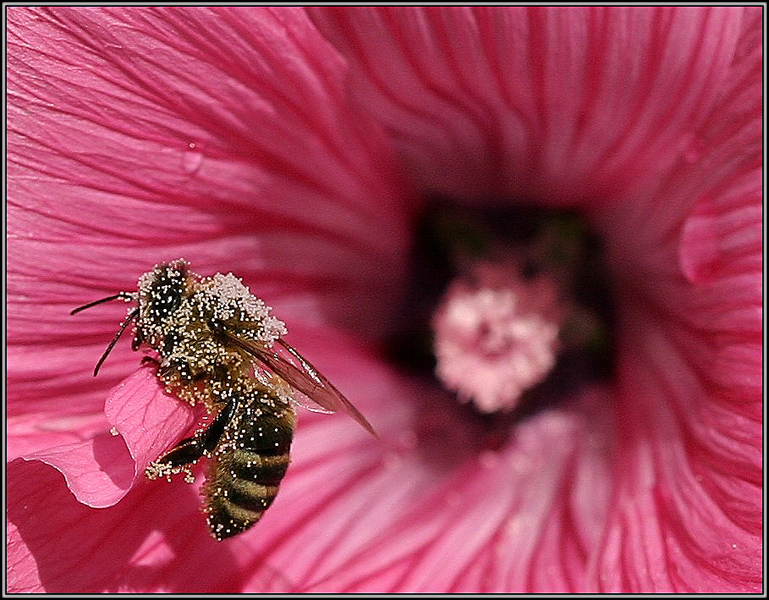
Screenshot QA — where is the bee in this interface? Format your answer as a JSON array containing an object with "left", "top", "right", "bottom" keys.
[{"left": 71, "top": 258, "right": 374, "bottom": 540}]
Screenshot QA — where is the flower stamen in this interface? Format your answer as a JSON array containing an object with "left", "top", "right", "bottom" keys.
[{"left": 432, "top": 261, "right": 565, "bottom": 413}]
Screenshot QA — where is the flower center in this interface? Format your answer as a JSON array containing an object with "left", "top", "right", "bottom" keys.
[
  {"left": 387, "top": 202, "right": 614, "bottom": 424},
  {"left": 432, "top": 262, "right": 564, "bottom": 413}
]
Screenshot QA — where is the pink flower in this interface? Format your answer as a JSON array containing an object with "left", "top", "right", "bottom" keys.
[{"left": 7, "top": 6, "right": 762, "bottom": 593}]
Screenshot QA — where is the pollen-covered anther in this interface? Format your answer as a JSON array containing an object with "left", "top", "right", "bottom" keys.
[{"left": 432, "top": 262, "right": 565, "bottom": 413}]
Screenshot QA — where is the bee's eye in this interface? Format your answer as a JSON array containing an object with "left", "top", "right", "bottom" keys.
[{"left": 149, "top": 279, "right": 182, "bottom": 319}]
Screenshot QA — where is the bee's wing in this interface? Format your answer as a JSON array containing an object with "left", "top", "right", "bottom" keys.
[{"left": 224, "top": 332, "right": 376, "bottom": 436}]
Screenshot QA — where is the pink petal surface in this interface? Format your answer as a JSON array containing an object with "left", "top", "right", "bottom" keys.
[
  {"left": 104, "top": 365, "right": 201, "bottom": 490},
  {"left": 309, "top": 7, "right": 744, "bottom": 206},
  {"left": 7, "top": 460, "right": 286, "bottom": 593},
  {"left": 591, "top": 8, "right": 762, "bottom": 592},
  {"left": 7, "top": 6, "right": 410, "bottom": 345},
  {"left": 7, "top": 412, "right": 108, "bottom": 462},
  {"left": 299, "top": 388, "right": 616, "bottom": 593},
  {"left": 13, "top": 436, "right": 133, "bottom": 510},
  {"left": 12, "top": 365, "right": 197, "bottom": 509}
]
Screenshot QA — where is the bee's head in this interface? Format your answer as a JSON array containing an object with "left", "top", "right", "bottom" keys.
[
  {"left": 137, "top": 259, "right": 191, "bottom": 327},
  {"left": 71, "top": 258, "right": 197, "bottom": 375}
]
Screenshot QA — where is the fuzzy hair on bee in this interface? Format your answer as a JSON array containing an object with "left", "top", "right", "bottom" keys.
[{"left": 72, "top": 258, "right": 375, "bottom": 541}]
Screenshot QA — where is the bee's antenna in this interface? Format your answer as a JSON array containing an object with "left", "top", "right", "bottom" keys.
[
  {"left": 71, "top": 293, "right": 134, "bottom": 315},
  {"left": 93, "top": 308, "right": 139, "bottom": 376}
]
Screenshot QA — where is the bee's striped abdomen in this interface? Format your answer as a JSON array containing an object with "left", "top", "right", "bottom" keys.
[{"left": 203, "top": 393, "right": 296, "bottom": 541}]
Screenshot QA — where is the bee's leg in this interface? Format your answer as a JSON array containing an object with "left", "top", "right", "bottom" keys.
[{"left": 145, "top": 399, "right": 237, "bottom": 481}]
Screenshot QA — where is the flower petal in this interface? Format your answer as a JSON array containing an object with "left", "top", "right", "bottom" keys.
[
  {"left": 7, "top": 6, "right": 410, "bottom": 350},
  {"left": 7, "top": 460, "right": 282, "bottom": 593},
  {"left": 8, "top": 6, "right": 761, "bottom": 595},
  {"left": 310, "top": 6, "right": 744, "bottom": 204},
  {"left": 593, "top": 314, "right": 762, "bottom": 592},
  {"left": 13, "top": 435, "right": 133, "bottom": 509},
  {"left": 7, "top": 411, "right": 108, "bottom": 462},
  {"left": 287, "top": 387, "right": 615, "bottom": 593},
  {"left": 104, "top": 363, "right": 201, "bottom": 482},
  {"left": 10, "top": 363, "right": 198, "bottom": 510},
  {"left": 593, "top": 10, "right": 762, "bottom": 592}
]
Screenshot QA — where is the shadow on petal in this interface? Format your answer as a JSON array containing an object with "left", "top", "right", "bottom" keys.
[{"left": 7, "top": 459, "right": 265, "bottom": 592}]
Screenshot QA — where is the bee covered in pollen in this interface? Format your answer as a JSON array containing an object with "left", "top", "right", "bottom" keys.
[{"left": 71, "top": 258, "right": 375, "bottom": 541}]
